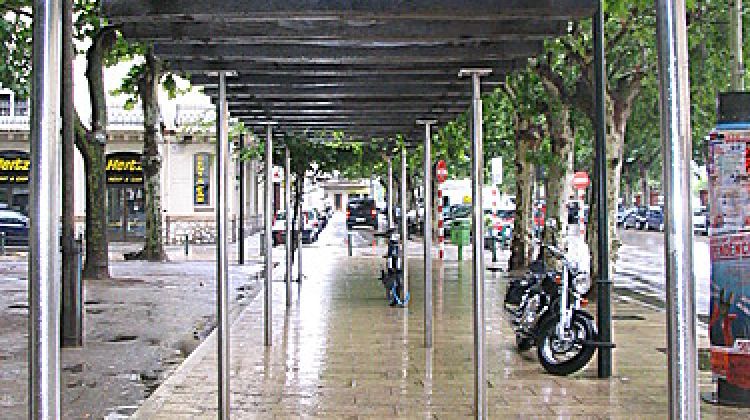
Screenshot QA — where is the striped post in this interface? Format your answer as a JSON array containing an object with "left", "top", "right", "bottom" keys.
[{"left": 437, "top": 185, "right": 445, "bottom": 259}]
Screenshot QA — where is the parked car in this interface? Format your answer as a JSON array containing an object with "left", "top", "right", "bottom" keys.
[
  {"left": 693, "top": 206, "right": 709, "bottom": 236},
  {"left": 271, "top": 210, "right": 287, "bottom": 246},
  {"left": 624, "top": 206, "right": 648, "bottom": 230},
  {"left": 0, "top": 209, "right": 29, "bottom": 246},
  {"left": 302, "top": 209, "right": 320, "bottom": 243},
  {"left": 646, "top": 206, "right": 665, "bottom": 231},
  {"left": 616, "top": 205, "right": 628, "bottom": 227},
  {"left": 347, "top": 198, "right": 378, "bottom": 230}
]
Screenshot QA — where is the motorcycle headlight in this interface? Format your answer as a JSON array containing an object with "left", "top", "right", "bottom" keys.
[{"left": 573, "top": 274, "right": 591, "bottom": 295}]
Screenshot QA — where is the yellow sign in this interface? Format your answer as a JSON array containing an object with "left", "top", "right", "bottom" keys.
[
  {"left": 463, "top": 195, "right": 472, "bottom": 204},
  {"left": 0, "top": 157, "right": 30, "bottom": 171},
  {"left": 106, "top": 158, "right": 142, "bottom": 172}
]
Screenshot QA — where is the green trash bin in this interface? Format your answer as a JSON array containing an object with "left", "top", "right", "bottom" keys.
[{"left": 451, "top": 219, "right": 471, "bottom": 260}]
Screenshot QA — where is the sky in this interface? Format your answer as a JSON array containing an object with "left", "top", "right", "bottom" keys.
[{"left": 72, "top": 54, "right": 213, "bottom": 130}]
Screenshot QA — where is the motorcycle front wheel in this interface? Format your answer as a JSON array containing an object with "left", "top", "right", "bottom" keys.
[{"left": 536, "top": 312, "right": 596, "bottom": 375}]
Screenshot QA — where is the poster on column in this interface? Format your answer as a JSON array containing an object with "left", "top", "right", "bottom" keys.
[{"left": 708, "top": 109, "right": 750, "bottom": 402}]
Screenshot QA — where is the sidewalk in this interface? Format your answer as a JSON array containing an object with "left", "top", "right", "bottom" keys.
[{"left": 131, "top": 252, "right": 748, "bottom": 419}]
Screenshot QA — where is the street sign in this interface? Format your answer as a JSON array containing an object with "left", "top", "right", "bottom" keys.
[
  {"left": 572, "top": 171, "right": 590, "bottom": 190},
  {"left": 491, "top": 157, "right": 503, "bottom": 185},
  {"left": 436, "top": 160, "right": 448, "bottom": 183}
]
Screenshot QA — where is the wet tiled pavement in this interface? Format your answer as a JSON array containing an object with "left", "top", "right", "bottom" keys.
[{"left": 133, "top": 250, "right": 749, "bottom": 419}]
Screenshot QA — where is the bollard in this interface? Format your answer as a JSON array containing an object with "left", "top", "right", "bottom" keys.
[
  {"left": 347, "top": 231, "right": 353, "bottom": 256},
  {"left": 491, "top": 236, "right": 497, "bottom": 263},
  {"left": 458, "top": 243, "right": 463, "bottom": 261},
  {"left": 184, "top": 234, "right": 189, "bottom": 256},
  {"left": 0, "top": 232, "right": 5, "bottom": 256}
]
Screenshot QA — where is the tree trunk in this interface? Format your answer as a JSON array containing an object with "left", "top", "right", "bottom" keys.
[
  {"left": 640, "top": 163, "right": 649, "bottom": 206},
  {"left": 587, "top": 114, "right": 625, "bottom": 289},
  {"left": 74, "top": 29, "right": 117, "bottom": 280},
  {"left": 129, "top": 51, "right": 165, "bottom": 261},
  {"left": 509, "top": 131, "right": 534, "bottom": 270},
  {"left": 543, "top": 106, "right": 574, "bottom": 268}
]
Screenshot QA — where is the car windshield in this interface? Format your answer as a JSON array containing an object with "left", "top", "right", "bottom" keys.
[
  {"left": 452, "top": 206, "right": 470, "bottom": 218},
  {"left": 496, "top": 209, "right": 515, "bottom": 218}
]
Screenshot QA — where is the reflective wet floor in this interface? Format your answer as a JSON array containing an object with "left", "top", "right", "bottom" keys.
[{"left": 133, "top": 220, "right": 749, "bottom": 419}]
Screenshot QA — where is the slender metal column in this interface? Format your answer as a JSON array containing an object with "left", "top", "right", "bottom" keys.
[
  {"left": 285, "top": 146, "right": 292, "bottom": 306},
  {"left": 29, "top": 0, "right": 62, "bottom": 418},
  {"left": 593, "top": 1, "right": 612, "bottom": 379},
  {"left": 297, "top": 188, "right": 303, "bottom": 283},
  {"left": 239, "top": 133, "right": 245, "bottom": 265},
  {"left": 387, "top": 156, "right": 394, "bottom": 229},
  {"left": 460, "top": 68, "right": 491, "bottom": 420},
  {"left": 262, "top": 122, "right": 276, "bottom": 346},
  {"left": 216, "top": 72, "right": 231, "bottom": 419},
  {"left": 61, "top": 0, "right": 81, "bottom": 348},
  {"left": 400, "top": 146, "right": 409, "bottom": 303},
  {"left": 417, "top": 120, "right": 436, "bottom": 348},
  {"left": 656, "top": 1, "right": 698, "bottom": 418}
]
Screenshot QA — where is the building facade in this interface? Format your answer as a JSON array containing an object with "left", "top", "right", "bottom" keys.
[{"left": 0, "top": 91, "right": 263, "bottom": 244}]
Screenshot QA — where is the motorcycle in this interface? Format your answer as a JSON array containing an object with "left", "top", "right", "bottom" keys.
[
  {"left": 379, "top": 228, "right": 409, "bottom": 307},
  {"left": 505, "top": 242, "right": 598, "bottom": 376}
]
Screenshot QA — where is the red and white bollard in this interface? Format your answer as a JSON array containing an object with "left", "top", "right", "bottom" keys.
[{"left": 437, "top": 186, "right": 445, "bottom": 259}]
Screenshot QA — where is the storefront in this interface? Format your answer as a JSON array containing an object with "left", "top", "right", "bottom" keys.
[
  {"left": 106, "top": 152, "right": 145, "bottom": 241},
  {"left": 0, "top": 150, "right": 30, "bottom": 215}
]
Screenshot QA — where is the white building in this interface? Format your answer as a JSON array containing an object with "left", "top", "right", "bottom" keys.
[{"left": 0, "top": 89, "right": 264, "bottom": 244}]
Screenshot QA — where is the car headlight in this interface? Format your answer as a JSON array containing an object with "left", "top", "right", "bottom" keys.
[{"left": 573, "top": 274, "right": 591, "bottom": 295}]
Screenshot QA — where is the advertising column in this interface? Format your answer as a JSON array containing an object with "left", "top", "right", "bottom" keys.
[{"left": 707, "top": 92, "right": 750, "bottom": 406}]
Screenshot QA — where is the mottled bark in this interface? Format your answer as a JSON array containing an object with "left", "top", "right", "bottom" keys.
[
  {"left": 587, "top": 112, "right": 626, "bottom": 286},
  {"left": 509, "top": 127, "right": 535, "bottom": 270},
  {"left": 74, "top": 29, "right": 117, "bottom": 280},
  {"left": 129, "top": 51, "right": 165, "bottom": 261},
  {"left": 543, "top": 106, "right": 575, "bottom": 268}
]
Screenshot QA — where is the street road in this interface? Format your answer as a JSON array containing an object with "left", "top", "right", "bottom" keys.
[{"left": 615, "top": 228, "right": 711, "bottom": 318}]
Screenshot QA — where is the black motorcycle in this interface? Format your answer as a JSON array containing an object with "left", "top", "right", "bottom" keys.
[
  {"left": 379, "top": 228, "right": 409, "bottom": 307},
  {"left": 505, "top": 242, "right": 598, "bottom": 376}
]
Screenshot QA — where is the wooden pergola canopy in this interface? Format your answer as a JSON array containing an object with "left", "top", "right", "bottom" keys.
[{"left": 103, "top": 0, "right": 597, "bottom": 140}]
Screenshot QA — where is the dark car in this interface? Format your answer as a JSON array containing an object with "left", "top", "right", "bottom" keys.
[
  {"left": 347, "top": 198, "right": 377, "bottom": 230},
  {"left": 624, "top": 206, "right": 649, "bottom": 230},
  {"left": 646, "top": 207, "right": 665, "bottom": 231},
  {"left": 0, "top": 209, "right": 29, "bottom": 246}
]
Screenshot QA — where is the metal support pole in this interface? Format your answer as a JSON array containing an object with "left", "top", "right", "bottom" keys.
[
  {"left": 263, "top": 122, "right": 276, "bottom": 346},
  {"left": 215, "top": 71, "right": 231, "bottom": 420},
  {"left": 417, "top": 120, "right": 436, "bottom": 348},
  {"left": 285, "top": 146, "right": 292, "bottom": 306},
  {"left": 239, "top": 133, "right": 245, "bottom": 265},
  {"left": 400, "top": 146, "right": 409, "bottom": 304},
  {"left": 730, "top": 0, "right": 745, "bottom": 91},
  {"left": 656, "top": 1, "right": 698, "bottom": 418},
  {"left": 30, "top": 0, "right": 62, "bottom": 417},
  {"left": 387, "top": 156, "right": 394, "bottom": 229},
  {"left": 460, "top": 68, "right": 491, "bottom": 420},
  {"left": 593, "top": 2, "right": 612, "bottom": 380},
  {"left": 297, "top": 192, "right": 303, "bottom": 283}
]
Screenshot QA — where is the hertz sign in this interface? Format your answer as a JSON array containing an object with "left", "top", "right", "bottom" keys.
[
  {"left": 106, "top": 152, "right": 144, "bottom": 185},
  {"left": 0, "top": 151, "right": 31, "bottom": 184}
]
